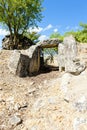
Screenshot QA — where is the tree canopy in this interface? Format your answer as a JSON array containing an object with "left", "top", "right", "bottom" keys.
[
  {"left": 64, "top": 23, "right": 87, "bottom": 43},
  {"left": 50, "top": 32, "right": 63, "bottom": 41},
  {"left": 24, "top": 31, "right": 40, "bottom": 43},
  {"left": 0, "top": 0, "right": 44, "bottom": 49}
]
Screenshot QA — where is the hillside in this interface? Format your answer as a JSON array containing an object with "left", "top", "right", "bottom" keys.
[{"left": 0, "top": 47, "right": 87, "bottom": 130}]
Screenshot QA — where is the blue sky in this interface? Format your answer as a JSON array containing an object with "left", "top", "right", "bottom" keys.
[
  {"left": 0, "top": 0, "right": 87, "bottom": 47},
  {"left": 38, "top": 0, "right": 87, "bottom": 40}
]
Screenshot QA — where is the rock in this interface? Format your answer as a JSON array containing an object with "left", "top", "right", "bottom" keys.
[
  {"left": 73, "top": 117, "right": 87, "bottom": 130},
  {"left": 14, "top": 103, "right": 21, "bottom": 111},
  {"left": 26, "top": 45, "right": 40, "bottom": 75},
  {"left": 2, "top": 35, "right": 34, "bottom": 50},
  {"left": 58, "top": 43, "right": 65, "bottom": 71},
  {"left": 0, "top": 87, "right": 2, "bottom": 90},
  {"left": 16, "top": 54, "right": 30, "bottom": 77},
  {"left": 9, "top": 115, "right": 22, "bottom": 126},
  {"left": 7, "top": 38, "right": 61, "bottom": 77},
  {"left": 33, "top": 98, "right": 46, "bottom": 111},
  {"left": 39, "top": 38, "right": 61, "bottom": 48},
  {"left": 8, "top": 50, "right": 30, "bottom": 77},
  {"left": 74, "top": 96, "right": 87, "bottom": 112},
  {"left": 8, "top": 50, "right": 21, "bottom": 74},
  {"left": 70, "top": 62, "right": 86, "bottom": 75},
  {"left": 6, "top": 96, "right": 15, "bottom": 111},
  {"left": 64, "top": 35, "right": 77, "bottom": 59},
  {"left": 58, "top": 35, "right": 86, "bottom": 75},
  {"left": 60, "top": 73, "right": 72, "bottom": 93},
  {"left": 64, "top": 35, "right": 77, "bottom": 72},
  {"left": 8, "top": 45, "right": 40, "bottom": 77},
  {"left": 58, "top": 35, "right": 77, "bottom": 72}
]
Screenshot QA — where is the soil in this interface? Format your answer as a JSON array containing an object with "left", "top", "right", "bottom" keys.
[{"left": 0, "top": 49, "right": 87, "bottom": 130}]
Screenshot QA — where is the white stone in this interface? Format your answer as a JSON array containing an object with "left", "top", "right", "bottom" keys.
[{"left": 9, "top": 115, "right": 22, "bottom": 126}]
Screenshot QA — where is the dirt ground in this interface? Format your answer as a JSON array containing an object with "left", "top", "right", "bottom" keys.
[{"left": 0, "top": 49, "right": 87, "bottom": 130}]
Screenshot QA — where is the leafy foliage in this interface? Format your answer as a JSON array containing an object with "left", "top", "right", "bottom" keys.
[
  {"left": 64, "top": 23, "right": 87, "bottom": 43},
  {"left": 50, "top": 32, "right": 64, "bottom": 41},
  {"left": 24, "top": 31, "right": 40, "bottom": 44}
]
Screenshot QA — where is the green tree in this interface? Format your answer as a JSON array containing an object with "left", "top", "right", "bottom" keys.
[
  {"left": 24, "top": 31, "right": 40, "bottom": 44},
  {"left": 78, "top": 23, "right": 87, "bottom": 42},
  {"left": 80, "top": 23, "right": 87, "bottom": 32},
  {"left": 0, "top": 0, "right": 44, "bottom": 49},
  {"left": 64, "top": 30, "right": 76, "bottom": 37},
  {"left": 64, "top": 23, "right": 87, "bottom": 43},
  {"left": 50, "top": 32, "right": 63, "bottom": 41}
]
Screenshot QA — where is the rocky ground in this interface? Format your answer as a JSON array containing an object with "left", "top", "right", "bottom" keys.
[{"left": 0, "top": 48, "right": 87, "bottom": 130}]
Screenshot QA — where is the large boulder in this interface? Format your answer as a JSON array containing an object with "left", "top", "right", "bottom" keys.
[
  {"left": 8, "top": 50, "right": 29, "bottom": 77},
  {"left": 2, "top": 35, "right": 34, "bottom": 50},
  {"left": 8, "top": 45, "right": 40, "bottom": 77},
  {"left": 8, "top": 50, "right": 21, "bottom": 74},
  {"left": 58, "top": 35, "right": 86, "bottom": 75},
  {"left": 25, "top": 45, "right": 40, "bottom": 75},
  {"left": 58, "top": 43, "right": 65, "bottom": 71},
  {"left": 8, "top": 38, "right": 61, "bottom": 77},
  {"left": 64, "top": 35, "right": 77, "bottom": 60},
  {"left": 16, "top": 54, "right": 30, "bottom": 77}
]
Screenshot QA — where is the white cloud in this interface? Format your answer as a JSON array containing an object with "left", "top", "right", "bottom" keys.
[
  {"left": 43, "top": 24, "right": 53, "bottom": 31},
  {"left": 28, "top": 27, "right": 43, "bottom": 33},
  {"left": 27, "top": 24, "right": 53, "bottom": 34},
  {"left": 39, "top": 35, "right": 48, "bottom": 41},
  {"left": 0, "top": 29, "right": 9, "bottom": 36},
  {"left": 53, "top": 28, "right": 58, "bottom": 32}
]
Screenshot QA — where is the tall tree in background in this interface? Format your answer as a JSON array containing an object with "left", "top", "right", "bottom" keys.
[
  {"left": 45, "top": 32, "right": 63, "bottom": 54},
  {"left": 80, "top": 23, "right": 87, "bottom": 32},
  {"left": 64, "top": 23, "right": 87, "bottom": 43},
  {"left": 50, "top": 32, "right": 63, "bottom": 41},
  {"left": 0, "top": 0, "right": 44, "bottom": 48}
]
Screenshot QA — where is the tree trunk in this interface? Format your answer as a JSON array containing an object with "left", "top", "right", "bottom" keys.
[
  {"left": 14, "top": 33, "right": 18, "bottom": 49},
  {"left": 14, "top": 25, "right": 18, "bottom": 49},
  {"left": 8, "top": 23, "right": 13, "bottom": 49}
]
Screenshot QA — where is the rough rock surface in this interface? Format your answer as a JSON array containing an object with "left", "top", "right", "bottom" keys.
[
  {"left": 9, "top": 115, "right": 22, "bottom": 126},
  {"left": 8, "top": 50, "right": 21, "bottom": 74},
  {"left": 8, "top": 45, "right": 40, "bottom": 77},
  {"left": 39, "top": 38, "right": 61, "bottom": 48},
  {"left": 25, "top": 45, "right": 40, "bottom": 75},
  {"left": 0, "top": 48, "right": 87, "bottom": 130},
  {"left": 8, "top": 39, "right": 61, "bottom": 77},
  {"left": 58, "top": 35, "right": 86, "bottom": 75},
  {"left": 2, "top": 35, "right": 34, "bottom": 50},
  {"left": 58, "top": 43, "right": 65, "bottom": 71}
]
